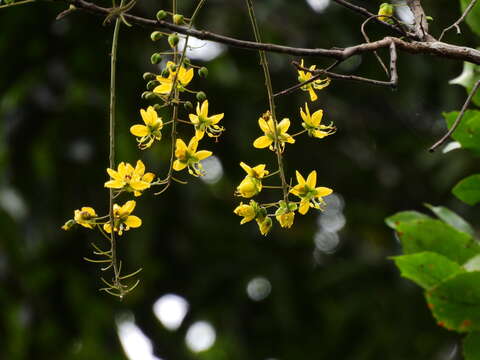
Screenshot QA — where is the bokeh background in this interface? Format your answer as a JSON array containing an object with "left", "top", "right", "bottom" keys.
[{"left": 1, "top": 0, "right": 479, "bottom": 359}]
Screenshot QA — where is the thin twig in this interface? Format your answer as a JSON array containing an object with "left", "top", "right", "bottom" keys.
[
  {"left": 245, "top": 0, "right": 289, "bottom": 203},
  {"left": 429, "top": 79, "right": 480, "bottom": 152},
  {"left": 361, "top": 15, "right": 390, "bottom": 77},
  {"left": 439, "top": 0, "right": 478, "bottom": 41},
  {"left": 0, "top": 0, "right": 38, "bottom": 9}
]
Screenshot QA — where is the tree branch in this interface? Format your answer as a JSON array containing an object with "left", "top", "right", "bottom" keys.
[
  {"left": 439, "top": 0, "right": 478, "bottom": 41},
  {"left": 62, "top": 0, "right": 480, "bottom": 65}
]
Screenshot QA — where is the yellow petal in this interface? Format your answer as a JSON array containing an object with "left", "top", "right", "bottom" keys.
[
  {"left": 200, "top": 100, "right": 209, "bottom": 117},
  {"left": 311, "top": 109, "right": 323, "bottom": 126},
  {"left": 130, "top": 124, "right": 149, "bottom": 137},
  {"left": 239, "top": 162, "right": 253, "bottom": 175},
  {"left": 103, "top": 223, "right": 112, "bottom": 233},
  {"left": 300, "top": 105, "right": 308, "bottom": 123},
  {"left": 134, "top": 160, "right": 146, "bottom": 176},
  {"left": 295, "top": 171, "right": 306, "bottom": 186},
  {"left": 189, "top": 114, "right": 199, "bottom": 125},
  {"left": 145, "top": 106, "right": 158, "bottom": 126},
  {"left": 107, "top": 168, "right": 120, "bottom": 180},
  {"left": 278, "top": 118, "right": 290, "bottom": 133},
  {"left": 173, "top": 160, "right": 187, "bottom": 171},
  {"left": 195, "top": 150, "right": 212, "bottom": 161},
  {"left": 129, "top": 180, "right": 150, "bottom": 191},
  {"left": 289, "top": 184, "right": 303, "bottom": 197},
  {"left": 209, "top": 113, "right": 224, "bottom": 124},
  {"left": 188, "top": 137, "right": 199, "bottom": 152},
  {"left": 258, "top": 118, "right": 270, "bottom": 133},
  {"left": 253, "top": 136, "right": 272, "bottom": 149},
  {"left": 153, "top": 82, "right": 172, "bottom": 94},
  {"left": 195, "top": 129, "right": 205, "bottom": 140},
  {"left": 104, "top": 179, "right": 125, "bottom": 189},
  {"left": 125, "top": 215, "right": 142, "bottom": 228},
  {"left": 316, "top": 187, "right": 333, "bottom": 197},
  {"left": 180, "top": 67, "right": 194, "bottom": 85},
  {"left": 81, "top": 207, "right": 97, "bottom": 216},
  {"left": 308, "top": 88, "right": 318, "bottom": 102},
  {"left": 142, "top": 172, "right": 155, "bottom": 183},
  {"left": 306, "top": 171, "right": 317, "bottom": 188},
  {"left": 252, "top": 164, "right": 267, "bottom": 177},
  {"left": 122, "top": 200, "right": 136, "bottom": 214},
  {"left": 299, "top": 200, "right": 310, "bottom": 215}
]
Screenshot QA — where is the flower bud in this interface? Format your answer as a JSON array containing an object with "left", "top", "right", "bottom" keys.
[
  {"left": 141, "top": 91, "right": 157, "bottom": 100},
  {"left": 161, "top": 69, "right": 170, "bottom": 78},
  {"left": 257, "top": 217, "right": 272, "bottom": 236},
  {"left": 156, "top": 10, "right": 167, "bottom": 21},
  {"left": 198, "top": 66, "right": 208, "bottom": 78},
  {"left": 173, "top": 14, "right": 184, "bottom": 25},
  {"left": 150, "top": 31, "right": 163, "bottom": 41},
  {"left": 196, "top": 91, "right": 207, "bottom": 102},
  {"left": 184, "top": 101, "right": 193, "bottom": 111},
  {"left": 150, "top": 53, "right": 162, "bottom": 65},
  {"left": 183, "top": 58, "right": 191, "bottom": 67},
  {"left": 153, "top": 104, "right": 162, "bottom": 112},
  {"left": 61, "top": 219, "right": 75, "bottom": 231},
  {"left": 143, "top": 72, "right": 156, "bottom": 81},
  {"left": 168, "top": 33, "right": 180, "bottom": 48},
  {"left": 146, "top": 80, "right": 160, "bottom": 91},
  {"left": 169, "top": 64, "right": 177, "bottom": 72}
]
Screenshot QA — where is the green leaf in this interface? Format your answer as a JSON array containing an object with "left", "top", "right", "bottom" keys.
[
  {"left": 464, "top": 331, "right": 480, "bottom": 360},
  {"left": 385, "top": 211, "right": 429, "bottom": 230},
  {"left": 424, "top": 203, "right": 475, "bottom": 236},
  {"left": 392, "top": 252, "right": 465, "bottom": 290},
  {"left": 396, "top": 219, "right": 480, "bottom": 264},
  {"left": 444, "top": 110, "right": 480, "bottom": 154},
  {"left": 453, "top": 174, "right": 480, "bottom": 205},
  {"left": 426, "top": 272, "right": 480, "bottom": 332},
  {"left": 461, "top": 0, "right": 480, "bottom": 37},
  {"left": 449, "top": 62, "right": 480, "bottom": 107}
]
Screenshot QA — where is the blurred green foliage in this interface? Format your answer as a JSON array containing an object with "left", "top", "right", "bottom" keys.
[{"left": 1, "top": 0, "right": 480, "bottom": 359}]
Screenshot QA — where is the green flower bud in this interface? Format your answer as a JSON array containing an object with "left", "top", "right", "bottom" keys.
[
  {"left": 145, "top": 92, "right": 158, "bottom": 100},
  {"left": 156, "top": 10, "right": 167, "bottom": 21},
  {"left": 196, "top": 91, "right": 207, "bottom": 102},
  {"left": 168, "top": 33, "right": 179, "bottom": 48},
  {"left": 61, "top": 219, "right": 75, "bottom": 231},
  {"left": 143, "top": 72, "right": 156, "bottom": 81},
  {"left": 150, "top": 53, "right": 162, "bottom": 65},
  {"left": 161, "top": 69, "right": 170, "bottom": 78},
  {"left": 198, "top": 67, "right": 208, "bottom": 78},
  {"left": 169, "top": 64, "right": 177, "bottom": 72},
  {"left": 183, "top": 58, "right": 191, "bottom": 67},
  {"left": 141, "top": 91, "right": 151, "bottom": 100},
  {"left": 153, "top": 104, "right": 163, "bottom": 112},
  {"left": 173, "top": 14, "right": 184, "bottom": 25},
  {"left": 150, "top": 31, "right": 163, "bottom": 41},
  {"left": 184, "top": 101, "right": 193, "bottom": 110},
  {"left": 146, "top": 80, "right": 160, "bottom": 91}
]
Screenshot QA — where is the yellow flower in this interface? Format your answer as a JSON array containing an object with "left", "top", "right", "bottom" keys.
[
  {"left": 130, "top": 106, "right": 164, "bottom": 149},
  {"left": 103, "top": 200, "right": 142, "bottom": 236},
  {"left": 73, "top": 207, "right": 98, "bottom": 229},
  {"left": 290, "top": 170, "right": 333, "bottom": 215},
  {"left": 189, "top": 100, "right": 225, "bottom": 140},
  {"left": 235, "top": 162, "right": 269, "bottom": 198},
  {"left": 297, "top": 59, "right": 331, "bottom": 102},
  {"left": 105, "top": 160, "right": 155, "bottom": 197},
  {"left": 276, "top": 212, "right": 295, "bottom": 228},
  {"left": 173, "top": 137, "right": 212, "bottom": 177},
  {"left": 256, "top": 216, "right": 272, "bottom": 236},
  {"left": 274, "top": 200, "right": 297, "bottom": 228},
  {"left": 253, "top": 111, "right": 295, "bottom": 152},
  {"left": 233, "top": 200, "right": 260, "bottom": 224},
  {"left": 300, "top": 103, "right": 336, "bottom": 139},
  {"left": 153, "top": 61, "right": 194, "bottom": 95}
]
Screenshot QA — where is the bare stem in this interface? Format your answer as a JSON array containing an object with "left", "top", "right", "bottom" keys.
[
  {"left": 429, "top": 79, "right": 480, "bottom": 152},
  {"left": 439, "top": 0, "right": 478, "bottom": 41},
  {"left": 245, "top": 0, "right": 289, "bottom": 203},
  {"left": 0, "top": 0, "right": 38, "bottom": 9}
]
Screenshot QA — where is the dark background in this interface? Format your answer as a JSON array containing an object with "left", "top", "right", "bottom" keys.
[{"left": 1, "top": 0, "right": 479, "bottom": 359}]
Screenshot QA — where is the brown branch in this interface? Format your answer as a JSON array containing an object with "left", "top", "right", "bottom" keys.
[
  {"left": 439, "top": 0, "right": 478, "bottom": 41},
  {"left": 429, "top": 79, "right": 480, "bottom": 152},
  {"left": 62, "top": 0, "right": 480, "bottom": 64},
  {"left": 407, "top": 0, "right": 435, "bottom": 41}
]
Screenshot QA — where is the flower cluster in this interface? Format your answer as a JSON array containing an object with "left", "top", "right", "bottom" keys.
[
  {"left": 233, "top": 58, "right": 335, "bottom": 236},
  {"left": 61, "top": 7, "right": 225, "bottom": 297}
]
